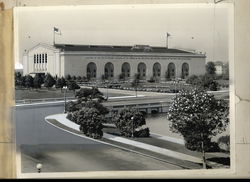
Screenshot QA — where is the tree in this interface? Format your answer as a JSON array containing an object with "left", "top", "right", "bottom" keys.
[
  {"left": 61, "top": 77, "right": 67, "bottom": 87},
  {"left": 201, "top": 74, "right": 219, "bottom": 91},
  {"left": 44, "top": 73, "right": 56, "bottom": 89},
  {"left": 20, "top": 75, "right": 26, "bottom": 87},
  {"left": 69, "top": 107, "right": 104, "bottom": 139},
  {"left": 77, "top": 76, "right": 82, "bottom": 82},
  {"left": 25, "top": 75, "right": 34, "bottom": 89},
  {"left": 15, "top": 72, "right": 22, "bottom": 87},
  {"left": 131, "top": 73, "right": 140, "bottom": 97},
  {"left": 206, "top": 62, "right": 216, "bottom": 75},
  {"left": 186, "top": 75, "right": 202, "bottom": 87},
  {"left": 66, "top": 74, "right": 72, "bottom": 81},
  {"left": 55, "top": 78, "right": 64, "bottom": 91},
  {"left": 167, "top": 89, "right": 229, "bottom": 168},
  {"left": 75, "top": 87, "right": 104, "bottom": 102},
  {"left": 33, "top": 73, "right": 43, "bottom": 89},
  {"left": 222, "top": 62, "right": 229, "bottom": 80},
  {"left": 83, "top": 101, "right": 109, "bottom": 115},
  {"left": 186, "top": 74, "right": 219, "bottom": 91},
  {"left": 67, "top": 80, "right": 80, "bottom": 93},
  {"left": 113, "top": 107, "right": 149, "bottom": 137},
  {"left": 66, "top": 86, "right": 108, "bottom": 139}
]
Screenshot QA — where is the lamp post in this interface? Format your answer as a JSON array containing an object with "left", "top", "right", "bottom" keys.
[
  {"left": 63, "top": 86, "right": 67, "bottom": 113},
  {"left": 160, "top": 100, "right": 164, "bottom": 113},
  {"left": 36, "top": 163, "right": 42, "bottom": 173},
  {"left": 131, "top": 116, "right": 134, "bottom": 138},
  {"left": 106, "top": 80, "right": 109, "bottom": 101}
]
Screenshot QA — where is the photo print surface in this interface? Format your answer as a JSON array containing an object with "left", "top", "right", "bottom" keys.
[{"left": 14, "top": 4, "right": 233, "bottom": 176}]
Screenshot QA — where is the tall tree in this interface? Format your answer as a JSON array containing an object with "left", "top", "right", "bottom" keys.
[
  {"left": 15, "top": 72, "right": 22, "bottom": 87},
  {"left": 33, "top": 73, "right": 43, "bottom": 89},
  {"left": 44, "top": 73, "right": 56, "bottom": 89},
  {"left": 131, "top": 73, "right": 140, "bottom": 97},
  {"left": 167, "top": 88, "right": 229, "bottom": 168},
  {"left": 25, "top": 75, "right": 34, "bottom": 89},
  {"left": 61, "top": 77, "right": 67, "bottom": 87},
  {"left": 66, "top": 74, "right": 72, "bottom": 81},
  {"left": 222, "top": 62, "right": 229, "bottom": 80},
  {"left": 206, "top": 62, "right": 216, "bottom": 75},
  {"left": 55, "top": 78, "right": 64, "bottom": 92}
]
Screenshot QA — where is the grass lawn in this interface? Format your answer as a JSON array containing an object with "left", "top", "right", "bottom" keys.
[
  {"left": 15, "top": 88, "right": 75, "bottom": 100},
  {"left": 15, "top": 87, "right": 131, "bottom": 101}
]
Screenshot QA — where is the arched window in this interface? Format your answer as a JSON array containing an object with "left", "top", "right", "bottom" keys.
[
  {"left": 121, "top": 62, "right": 130, "bottom": 80},
  {"left": 167, "top": 63, "right": 176, "bottom": 79},
  {"left": 104, "top": 62, "right": 114, "bottom": 80},
  {"left": 137, "top": 62, "right": 146, "bottom": 80},
  {"left": 182, "top": 63, "right": 189, "bottom": 79},
  {"left": 153, "top": 62, "right": 161, "bottom": 80},
  {"left": 87, "top": 62, "right": 97, "bottom": 80}
]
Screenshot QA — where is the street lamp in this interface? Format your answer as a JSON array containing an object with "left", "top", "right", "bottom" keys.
[
  {"left": 63, "top": 86, "right": 67, "bottom": 113},
  {"left": 159, "top": 100, "right": 164, "bottom": 113},
  {"left": 106, "top": 80, "right": 109, "bottom": 101},
  {"left": 36, "top": 163, "right": 42, "bottom": 173},
  {"left": 131, "top": 116, "right": 134, "bottom": 138}
]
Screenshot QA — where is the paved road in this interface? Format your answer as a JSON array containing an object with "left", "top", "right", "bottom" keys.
[{"left": 15, "top": 103, "right": 182, "bottom": 173}]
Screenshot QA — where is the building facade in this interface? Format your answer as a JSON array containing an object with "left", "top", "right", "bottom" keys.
[{"left": 23, "top": 43, "right": 206, "bottom": 81}]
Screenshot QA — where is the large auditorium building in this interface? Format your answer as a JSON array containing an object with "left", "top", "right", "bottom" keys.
[{"left": 23, "top": 43, "right": 206, "bottom": 81}]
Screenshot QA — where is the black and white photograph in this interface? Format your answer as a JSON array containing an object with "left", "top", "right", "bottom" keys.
[{"left": 13, "top": 3, "right": 233, "bottom": 176}]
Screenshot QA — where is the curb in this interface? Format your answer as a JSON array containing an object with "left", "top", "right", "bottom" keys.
[{"left": 44, "top": 115, "right": 193, "bottom": 169}]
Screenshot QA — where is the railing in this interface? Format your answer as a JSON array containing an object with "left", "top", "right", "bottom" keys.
[{"left": 15, "top": 97, "right": 75, "bottom": 104}]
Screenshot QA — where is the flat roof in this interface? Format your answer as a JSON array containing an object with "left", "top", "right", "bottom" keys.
[{"left": 54, "top": 44, "right": 200, "bottom": 55}]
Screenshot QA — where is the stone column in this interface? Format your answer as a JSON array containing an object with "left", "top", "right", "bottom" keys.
[{"left": 54, "top": 50, "right": 60, "bottom": 77}]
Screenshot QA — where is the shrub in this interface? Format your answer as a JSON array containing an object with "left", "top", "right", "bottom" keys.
[
  {"left": 25, "top": 75, "right": 34, "bottom": 89},
  {"left": 148, "top": 76, "right": 156, "bottom": 83},
  {"left": 67, "top": 80, "right": 80, "bottom": 92},
  {"left": 217, "top": 135, "right": 230, "bottom": 152},
  {"left": 134, "top": 127, "right": 150, "bottom": 137},
  {"left": 113, "top": 107, "right": 149, "bottom": 137},
  {"left": 186, "top": 74, "right": 219, "bottom": 91},
  {"left": 77, "top": 107, "right": 104, "bottom": 139}
]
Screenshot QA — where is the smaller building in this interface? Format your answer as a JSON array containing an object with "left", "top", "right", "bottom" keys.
[{"left": 214, "top": 61, "right": 224, "bottom": 75}]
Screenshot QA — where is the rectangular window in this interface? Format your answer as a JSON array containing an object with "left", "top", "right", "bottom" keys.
[
  {"left": 34, "top": 55, "right": 36, "bottom": 63},
  {"left": 39, "top": 54, "right": 41, "bottom": 63},
  {"left": 45, "top": 54, "right": 47, "bottom": 63},
  {"left": 42, "top": 54, "right": 44, "bottom": 63}
]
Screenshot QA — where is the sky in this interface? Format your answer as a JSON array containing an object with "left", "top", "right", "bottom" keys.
[{"left": 14, "top": 4, "right": 233, "bottom": 67}]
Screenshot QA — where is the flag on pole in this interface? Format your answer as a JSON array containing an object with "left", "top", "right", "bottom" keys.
[
  {"left": 166, "top": 32, "right": 171, "bottom": 49},
  {"left": 53, "top": 27, "right": 61, "bottom": 45},
  {"left": 54, "top": 27, "right": 61, "bottom": 34}
]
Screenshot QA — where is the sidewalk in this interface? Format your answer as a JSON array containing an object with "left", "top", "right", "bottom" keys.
[{"left": 45, "top": 114, "right": 229, "bottom": 169}]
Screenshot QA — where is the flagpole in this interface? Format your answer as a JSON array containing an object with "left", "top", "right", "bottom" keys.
[
  {"left": 166, "top": 35, "right": 168, "bottom": 49},
  {"left": 166, "top": 32, "right": 170, "bottom": 49},
  {"left": 53, "top": 27, "right": 55, "bottom": 46}
]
